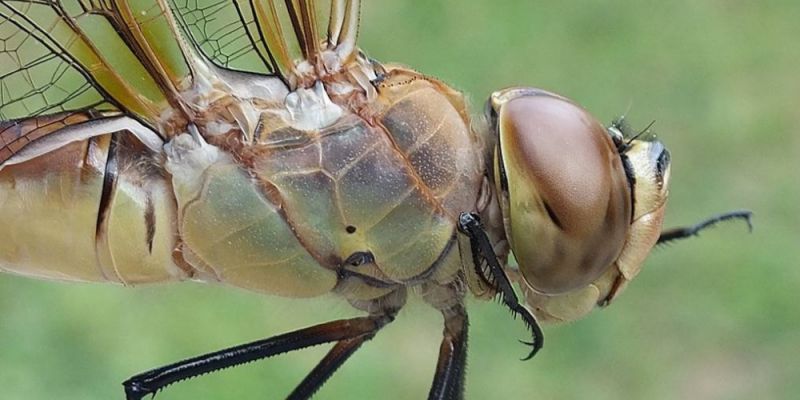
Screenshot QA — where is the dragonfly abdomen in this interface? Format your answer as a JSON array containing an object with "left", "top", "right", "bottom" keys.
[{"left": 0, "top": 130, "right": 184, "bottom": 285}]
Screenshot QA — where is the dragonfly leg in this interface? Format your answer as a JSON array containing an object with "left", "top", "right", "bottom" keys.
[
  {"left": 286, "top": 337, "right": 370, "bottom": 400},
  {"left": 122, "top": 291, "right": 403, "bottom": 400},
  {"left": 457, "top": 212, "right": 544, "bottom": 360},
  {"left": 427, "top": 302, "right": 469, "bottom": 400},
  {"left": 657, "top": 210, "right": 753, "bottom": 245},
  {"left": 285, "top": 289, "right": 406, "bottom": 400}
]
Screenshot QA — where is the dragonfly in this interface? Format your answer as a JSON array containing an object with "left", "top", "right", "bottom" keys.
[{"left": 0, "top": 1, "right": 752, "bottom": 399}]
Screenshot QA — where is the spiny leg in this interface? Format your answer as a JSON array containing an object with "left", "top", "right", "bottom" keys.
[
  {"left": 428, "top": 303, "right": 469, "bottom": 400},
  {"left": 287, "top": 337, "right": 368, "bottom": 400},
  {"left": 122, "top": 293, "right": 402, "bottom": 400},
  {"left": 458, "top": 212, "right": 544, "bottom": 360},
  {"left": 286, "top": 289, "right": 406, "bottom": 400},
  {"left": 658, "top": 210, "right": 753, "bottom": 245}
]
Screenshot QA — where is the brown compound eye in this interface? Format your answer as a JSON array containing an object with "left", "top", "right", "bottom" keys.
[{"left": 490, "top": 88, "right": 632, "bottom": 294}]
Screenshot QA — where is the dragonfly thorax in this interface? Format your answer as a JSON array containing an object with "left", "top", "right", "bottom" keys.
[{"left": 161, "top": 66, "right": 486, "bottom": 303}]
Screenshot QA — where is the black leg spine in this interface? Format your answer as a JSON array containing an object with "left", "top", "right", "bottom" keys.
[
  {"left": 123, "top": 313, "right": 395, "bottom": 400},
  {"left": 457, "top": 212, "right": 544, "bottom": 360}
]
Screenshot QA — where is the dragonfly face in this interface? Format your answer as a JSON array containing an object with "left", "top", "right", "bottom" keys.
[
  {"left": 0, "top": 1, "right": 752, "bottom": 398},
  {"left": 485, "top": 88, "right": 676, "bottom": 322}
]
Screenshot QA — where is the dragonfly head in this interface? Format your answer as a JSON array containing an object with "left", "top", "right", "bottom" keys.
[{"left": 486, "top": 88, "right": 671, "bottom": 320}]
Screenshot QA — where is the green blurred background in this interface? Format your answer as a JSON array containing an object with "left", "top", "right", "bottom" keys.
[{"left": 1, "top": 1, "right": 798, "bottom": 399}]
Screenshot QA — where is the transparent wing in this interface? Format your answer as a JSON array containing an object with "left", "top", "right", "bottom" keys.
[
  {"left": 0, "top": 0, "right": 195, "bottom": 128},
  {"left": 0, "top": 0, "right": 185, "bottom": 163},
  {"left": 1, "top": 0, "right": 363, "bottom": 163},
  {"left": 169, "top": 0, "right": 363, "bottom": 83},
  {"left": 0, "top": 3, "right": 117, "bottom": 121},
  {"left": 0, "top": 110, "right": 127, "bottom": 164},
  {"left": 169, "top": 0, "right": 275, "bottom": 74}
]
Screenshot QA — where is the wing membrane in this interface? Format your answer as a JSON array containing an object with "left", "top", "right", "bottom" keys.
[
  {"left": 0, "top": 0, "right": 197, "bottom": 164},
  {"left": 1, "top": 111, "right": 92, "bottom": 163},
  {"left": 0, "top": 109, "right": 124, "bottom": 164},
  {"left": 0, "top": 4, "right": 116, "bottom": 121},
  {"left": 1, "top": 0, "right": 364, "bottom": 163},
  {"left": 0, "top": 1, "right": 179, "bottom": 126},
  {"left": 169, "top": 0, "right": 363, "bottom": 84},
  {"left": 169, "top": 0, "right": 274, "bottom": 74}
]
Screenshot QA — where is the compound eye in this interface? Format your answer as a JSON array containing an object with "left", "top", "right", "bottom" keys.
[{"left": 492, "top": 88, "right": 632, "bottom": 294}]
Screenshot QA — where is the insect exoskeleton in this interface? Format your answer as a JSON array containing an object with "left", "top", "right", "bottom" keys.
[
  {"left": 167, "top": 67, "right": 486, "bottom": 301},
  {"left": 485, "top": 87, "right": 672, "bottom": 323},
  {"left": 0, "top": 1, "right": 753, "bottom": 397}
]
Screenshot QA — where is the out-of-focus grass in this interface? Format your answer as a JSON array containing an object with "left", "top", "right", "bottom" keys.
[{"left": 1, "top": 1, "right": 797, "bottom": 399}]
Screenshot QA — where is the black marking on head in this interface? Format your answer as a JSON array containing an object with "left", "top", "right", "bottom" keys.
[
  {"left": 345, "top": 225, "right": 357, "bottom": 234},
  {"left": 620, "top": 154, "right": 637, "bottom": 221},
  {"left": 655, "top": 148, "right": 671, "bottom": 189},
  {"left": 610, "top": 117, "right": 660, "bottom": 221}
]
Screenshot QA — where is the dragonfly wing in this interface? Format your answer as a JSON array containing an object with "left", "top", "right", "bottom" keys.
[
  {"left": 1, "top": 1, "right": 365, "bottom": 163},
  {"left": 0, "top": 112, "right": 165, "bottom": 167},
  {"left": 0, "top": 0, "right": 200, "bottom": 128},
  {"left": 170, "top": 0, "right": 278, "bottom": 75},
  {"left": 171, "top": 0, "right": 363, "bottom": 85}
]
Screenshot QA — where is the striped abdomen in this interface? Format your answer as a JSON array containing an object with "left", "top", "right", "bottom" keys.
[{"left": 0, "top": 115, "right": 184, "bottom": 284}]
